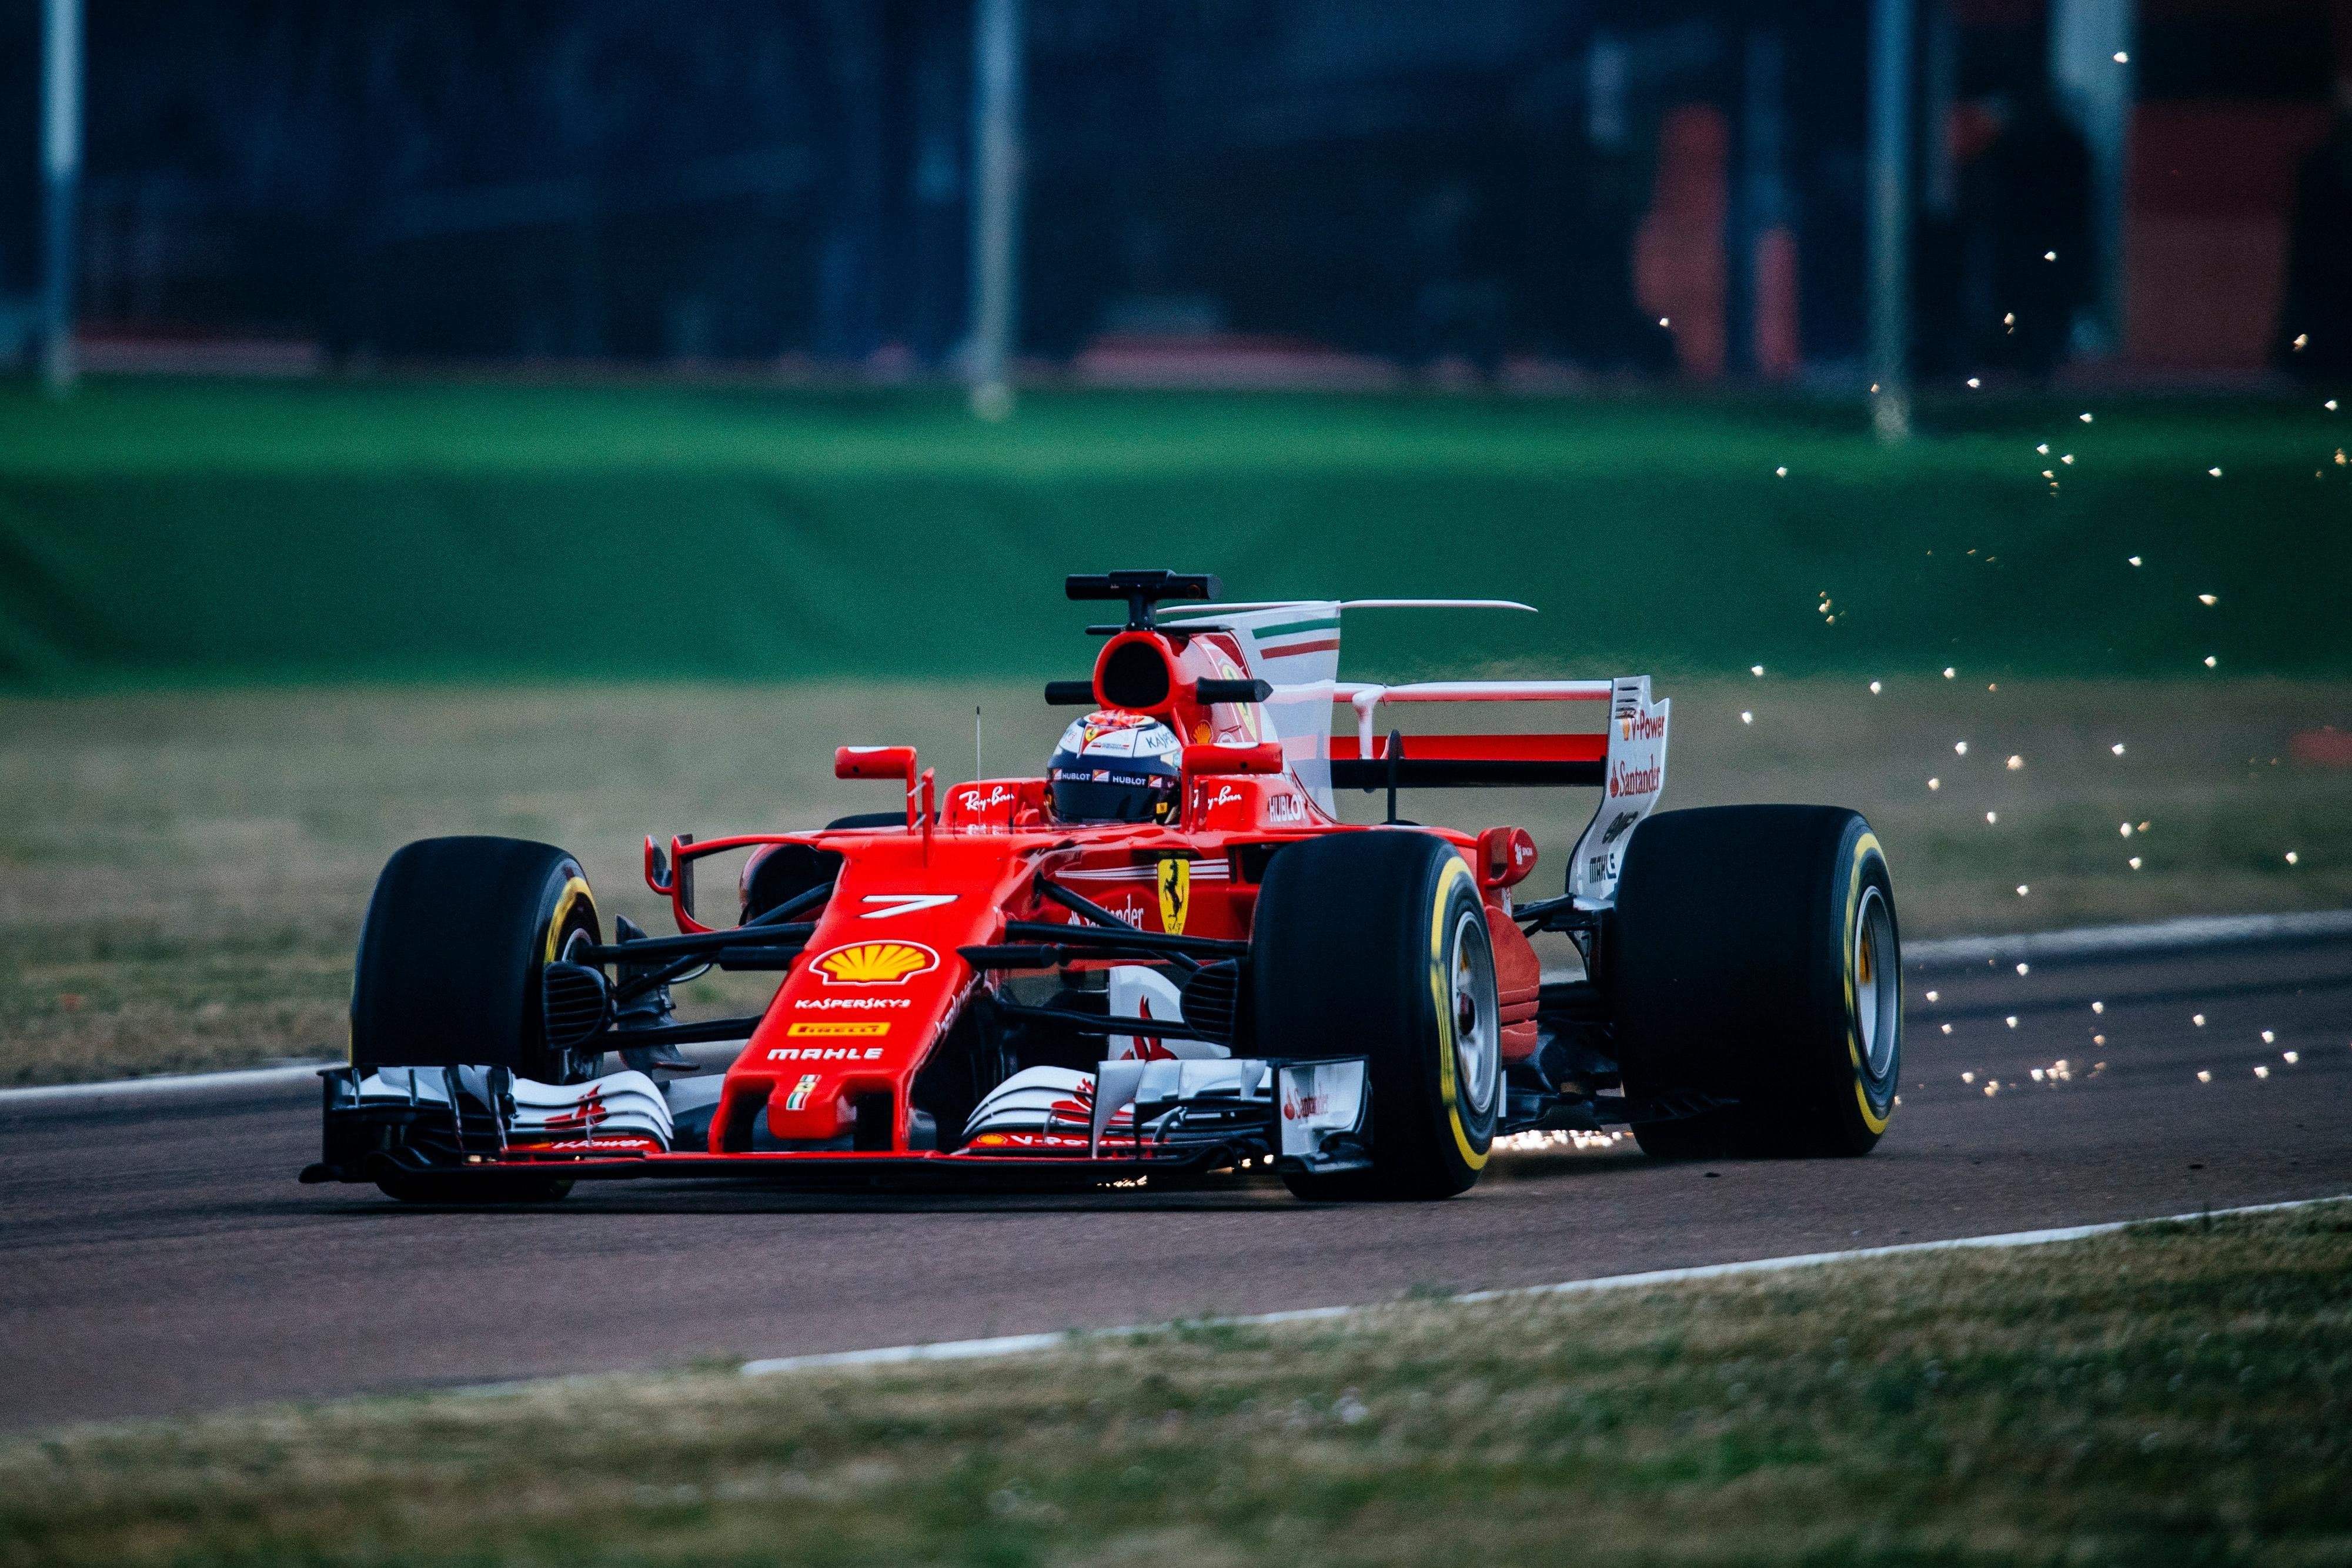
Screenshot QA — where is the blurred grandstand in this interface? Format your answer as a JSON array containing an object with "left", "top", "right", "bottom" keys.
[{"left": 2, "top": 0, "right": 2349, "bottom": 389}]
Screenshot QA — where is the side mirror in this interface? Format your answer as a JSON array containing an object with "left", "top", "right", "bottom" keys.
[
  {"left": 836, "top": 745, "right": 917, "bottom": 781},
  {"left": 1477, "top": 825, "right": 1538, "bottom": 890},
  {"left": 1184, "top": 741, "right": 1284, "bottom": 776}
]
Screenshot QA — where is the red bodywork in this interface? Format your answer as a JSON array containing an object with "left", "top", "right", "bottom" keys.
[{"left": 476, "top": 621, "right": 1585, "bottom": 1179}]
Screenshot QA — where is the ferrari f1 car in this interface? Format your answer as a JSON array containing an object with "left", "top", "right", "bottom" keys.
[{"left": 303, "top": 570, "right": 1902, "bottom": 1203}]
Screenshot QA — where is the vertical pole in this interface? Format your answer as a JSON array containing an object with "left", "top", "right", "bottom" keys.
[
  {"left": 2049, "top": 0, "right": 2135, "bottom": 356},
  {"left": 966, "top": 0, "right": 1024, "bottom": 420},
  {"left": 1732, "top": 26, "right": 1788, "bottom": 379},
  {"left": 1868, "top": 0, "right": 1914, "bottom": 441},
  {"left": 41, "top": 0, "right": 84, "bottom": 395}
]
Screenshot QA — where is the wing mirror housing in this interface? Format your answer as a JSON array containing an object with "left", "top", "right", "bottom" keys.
[
  {"left": 1184, "top": 741, "right": 1285, "bottom": 776},
  {"left": 1477, "top": 825, "right": 1539, "bottom": 890}
]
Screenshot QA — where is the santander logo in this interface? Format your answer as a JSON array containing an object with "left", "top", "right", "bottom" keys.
[{"left": 1609, "top": 759, "right": 1663, "bottom": 798}]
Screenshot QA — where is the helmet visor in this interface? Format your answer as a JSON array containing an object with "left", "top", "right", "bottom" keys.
[{"left": 1050, "top": 769, "right": 1176, "bottom": 825}]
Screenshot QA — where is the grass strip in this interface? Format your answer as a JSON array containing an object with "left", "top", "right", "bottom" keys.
[
  {"left": 3, "top": 1202, "right": 2348, "bottom": 1566},
  {"left": 2, "top": 383, "right": 2349, "bottom": 684}
]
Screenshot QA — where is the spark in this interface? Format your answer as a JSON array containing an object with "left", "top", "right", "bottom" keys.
[
  {"left": 1740, "top": 710, "right": 1753, "bottom": 724},
  {"left": 2328, "top": 400, "right": 2339, "bottom": 412},
  {"left": 2128, "top": 856, "right": 2142, "bottom": 869},
  {"left": 2113, "top": 49, "right": 2129, "bottom": 62},
  {"left": 1927, "top": 777, "right": 1941, "bottom": 790},
  {"left": 1925, "top": 989, "right": 1940, "bottom": 1002},
  {"left": 2204, "top": 655, "right": 2218, "bottom": 668},
  {"left": 2120, "top": 822, "right": 2134, "bottom": 837},
  {"left": 2043, "top": 469, "right": 2056, "bottom": 480},
  {"left": 2061, "top": 453, "right": 2075, "bottom": 465},
  {"left": 1660, "top": 316, "right": 1672, "bottom": 328},
  {"left": 2016, "top": 962, "right": 2030, "bottom": 976},
  {"left": 1955, "top": 740, "right": 1969, "bottom": 754},
  {"left": 2292, "top": 333, "right": 2308, "bottom": 351},
  {"left": 2015, "top": 884, "right": 2028, "bottom": 896},
  {"left": 2045, "top": 250, "right": 2059, "bottom": 262},
  {"left": 2032, "top": 1068, "right": 2045, "bottom": 1081},
  {"left": 2197, "top": 593, "right": 2217, "bottom": 606},
  {"left": 1750, "top": 664, "right": 1765, "bottom": 677},
  {"left": 1987, "top": 811, "right": 1999, "bottom": 824},
  {"left": 1942, "top": 1024, "right": 1955, "bottom": 1035},
  {"left": 2261, "top": 1030, "right": 2276, "bottom": 1044},
  {"left": 2079, "top": 412, "right": 2094, "bottom": 423},
  {"left": 1775, "top": 466, "right": 1788, "bottom": 477},
  {"left": 2255, "top": 1065, "right": 2270, "bottom": 1079},
  {"left": 2093, "top": 1034, "right": 2106, "bottom": 1045},
  {"left": 2284, "top": 1051, "right": 2300, "bottom": 1064},
  {"left": 2286, "top": 850, "right": 2300, "bottom": 865},
  {"left": 2207, "top": 467, "right": 2223, "bottom": 478},
  {"left": 1961, "top": 1071, "right": 1975, "bottom": 1083},
  {"left": 2197, "top": 1069, "right": 2211, "bottom": 1083},
  {"left": 2036, "top": 443, "right": 2050, "bottom": 454},
  {"left": 1967, "top": 377, "right": 1981, "bottom": 389},
  {"left": 1984, "top": 1081, "right": 2000, "bottom": 1096},
  {"left": 2127, "top": 556, "right": 2141, "bottom": 567},
  {"left": 2006, "top": 754, "right": 2024, "bottom": 770},
  {"left": 2006, "top": 1014, "right": 2019, "bottom": 1027},
  {"left": 1943, "top": 666, "right": 1956, "bottom": 678},
  {"left": 2112, "top": 743, "right": 2127, "bottom": 755},
  {"left": 2005, "top": 313, "right": 2017, "bottom": 327},
  {"left": 2193, "top": 1014, "right": 2206, "bottom": 1027},
  {"left": 2139, "top": 820, "right": 2151, "bottom": 831},
  {"left": 2092, "top": 1001, "right": 2104, "bottom": 1014},
  {"left": 1869, "top": 680, "right": 1882, "bottom": 694}
]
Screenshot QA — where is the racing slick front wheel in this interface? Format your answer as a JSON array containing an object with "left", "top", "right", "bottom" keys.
[
  {"left": 1252, "top": 831, "right": 1502, "bottom": 1201},
  {"left": 352, "top": 835, "right": 604, "bottom": 1081},
  {"left": 1611, "top": 806, "right": 1900, "bottom": 1159}
]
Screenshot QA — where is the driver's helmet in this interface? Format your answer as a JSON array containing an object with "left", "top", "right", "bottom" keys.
[{"left": 1047, "top": 711, "right": 1182, "bottom": 824}]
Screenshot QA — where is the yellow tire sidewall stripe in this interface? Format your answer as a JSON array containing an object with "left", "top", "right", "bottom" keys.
[
  {"left": 1843, "top": 831, "right": 1892, "bottom": 1135},
  {"left": 1427, "top": 855, "right": 1488, "bottom": 1171},
  {"left": 546, "top": 874, "right": 597, "bottom": 964}
]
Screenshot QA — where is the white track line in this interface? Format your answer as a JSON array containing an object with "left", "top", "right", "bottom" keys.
[
  {"left": 12, "top": 908, "right": 2350, "bottom": 1106},
  {"left": 0, "top": 1040, "right": 751, "bottom": 1108},
  {"left": 0, "top": 1061, "right": 335, "bottom": 1105},
  {"left": 1906, "top": 908, "right": 2352, "bottom": 970},
  {"left": 739, "top": 1194, "right": 2346, "bottom": 1377}
]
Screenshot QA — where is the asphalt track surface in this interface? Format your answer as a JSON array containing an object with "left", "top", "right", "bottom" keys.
[{"left": 5, "top": 937, "right": 2349, "bottom": 1435}]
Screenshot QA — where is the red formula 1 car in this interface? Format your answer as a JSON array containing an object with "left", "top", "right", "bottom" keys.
[{"left": 304, "top": 570, "right": 1902, "bottom": 1203}]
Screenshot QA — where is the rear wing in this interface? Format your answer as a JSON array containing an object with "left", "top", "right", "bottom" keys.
[
  {"left": 1159, "top": 598, "right": 1668, "bottom": 905},
  {"left": 1322, "top": 676, "right": 1669, "bottom": 907}
]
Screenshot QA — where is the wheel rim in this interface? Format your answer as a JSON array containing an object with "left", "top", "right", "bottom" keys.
[
  {"left": 1853, "top": 884, "right": 1899, "bottom": 1079},
  {"left": 1448, "top": 908, "right": 1501, "bottom": 1116}
]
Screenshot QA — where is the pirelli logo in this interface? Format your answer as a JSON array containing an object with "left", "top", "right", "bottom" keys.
[{"left": 786, "top": 1021, "right": 889, "bottom": 1038}]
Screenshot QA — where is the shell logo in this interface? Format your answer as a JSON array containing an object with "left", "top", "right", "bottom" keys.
[{"left": 811, "top": 940, "right": 939, "bottom": 985}]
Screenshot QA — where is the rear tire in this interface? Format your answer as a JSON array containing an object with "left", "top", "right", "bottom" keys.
[
  {"left": 1611, "top": 806, "right": 1901, "bottom": 1158},
  {"left": 1252, "top": 833, "right": 1502, "bottom": 1201},
  {"left": 351, "top": 836, "right": 604, "bottom": 1085}
]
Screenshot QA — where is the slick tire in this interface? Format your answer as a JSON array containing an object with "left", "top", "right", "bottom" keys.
[
  {"left": 351, "top": 836, "right": 604, "bottom": 1086},
  {"left": 1252, "top": 831, "right": 1502, "bottom": 1201},
  {"left": 1611, "top": 806, "right": 1902, "bottom": 1159}
]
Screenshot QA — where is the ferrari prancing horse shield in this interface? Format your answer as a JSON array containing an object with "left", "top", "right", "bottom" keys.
[{"left": 1157, "top": 857, "right": 1190, "bottom": 935}]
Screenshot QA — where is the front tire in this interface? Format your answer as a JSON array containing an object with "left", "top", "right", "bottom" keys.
[
  {"left": 1611, "top": 806, "right": 1900, "bottom": 1158},
  {"left": 350, "top": 836, "right": 604, "bottom": 1085},
  {"left": 1252, "top": 833, "right": 1502, "bottom": 1200}
]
